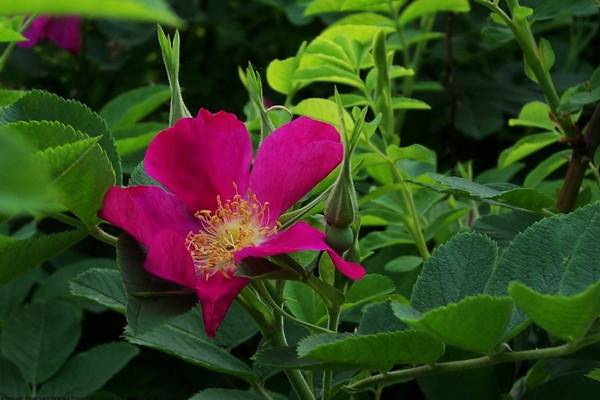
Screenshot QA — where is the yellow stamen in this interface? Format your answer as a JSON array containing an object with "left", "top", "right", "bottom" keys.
[{"left": 185, "top": 190, "right": 276, "bottom": 279}]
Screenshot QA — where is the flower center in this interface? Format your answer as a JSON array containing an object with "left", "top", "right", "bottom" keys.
[{"left": 185, "top": 191, "right": 276, "bottom": 278}]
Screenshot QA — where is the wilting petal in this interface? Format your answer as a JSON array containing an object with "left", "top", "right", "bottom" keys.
[
  {"left": 250, "top": 117, "right": 343, "bottom": 224},
  {"left": 235, "top": 221, "right": 365, "bottom": 280},
  {"left": 46, "top": 17, "right": 82, "bottom": 54},
  {"left": 145, "top": 230, "right": 198, "bottom": 289},
  {"left": 195, "top": 273, "right": 249, "bottom": 337},
  {"left": 99, "top": 185, "right": 199, "bottom": 247},
  {"left": 145, "top": 109, "right": 253, "bottom": 212},
  {"left": 18, "top": 17, "right": 51, "bottom": 48}
]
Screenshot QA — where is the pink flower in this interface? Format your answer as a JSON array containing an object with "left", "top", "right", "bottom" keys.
[
  {"left": 100, "top": 109, "right": 366, "bottom": 336},
  {"left": 18, "top": 17, "right": 82, "bottom": 54}
]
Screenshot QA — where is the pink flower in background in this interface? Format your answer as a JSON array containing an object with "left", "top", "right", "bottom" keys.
[
  {"left": 100, "top": 109, "right": 366, "bottom": 337},
  {"left": 18, "top": 17, "right": 82, "bottom": 54}
]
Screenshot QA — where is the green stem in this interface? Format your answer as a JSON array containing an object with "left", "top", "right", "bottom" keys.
[
  {"left": 0, "top": 14, "right": 37, "bottom": 74},
  {"left": 346, "top": 335, "right": 600, "bottom": 391},
  {"left": 47, "top": 212, "right": 118, "bottom": 246},
  {"left": 321, "top": 308, "right": 340, "bottom": 400},
  {"left": 252, "top": 383, "right": 275, "bottom": 400}
]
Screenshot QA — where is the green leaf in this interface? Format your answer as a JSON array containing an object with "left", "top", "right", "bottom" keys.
[
  {"left": 70, "top": 268, "right": 127, "bottom": 313},
  {"left": 0, "top": 230, "right": 86, "bottom": 284},
  {"left": 190, "top": 389, "right": 264, "bottom": 400},
  {"left": 411, "top": 232, "right": 498, "bottom": 311},
  {"left": 292, "top": 98, "right": 354, "bottom": 130},
  {"left": 36, "top": 136, "right": 115, "bottom": 227},
  {"left": 0, "top": 129, "right": 52, "bottom": 215},
  {"left": 0, "top": 90, "right": 122, "bottom": 184},
  {"left": 524, "top": 150, "right": 570, "bottom": 188},
  {"left": 392, "top": 97, "right": 431, "bottom": 110},
  {"left": 0, "top": 269, "right": 40, "bottom": 323},
  {"left": 473, "top": 211, "right": 541, "bottom": 249},
  {"left": 358, "top": 301, "right": 408, "bottom": 334},
  {"left": 294, "top": 65, "right": 365, "bottom": 89},
  {"left": 297, "top": 330, "right": 444, "bottom": 370},
  {"left": 267, "top": 57, "right": 299, "bottom": 95},
  {"left": 284, "top": 281, "right": 327, "bottom": 325},
  {"left": 393, "top": 296, "right": 514, "bottom": 354},
  {"left": 0, "top": 302, "right": 81, "bottom": 385},
  {"left": 485, "top": 202, "right": 600, "bottom": 336},
  {"left": 387, "top": 144, "right": 436, "bottom": 166},
  {"left": 399, "top": 0, "right": 470, "bottom": 26},
  {"left": 587, "top": 369, "right": 600, "bottom": 383},
  {"left": 100, "top": 85, "right": 170, "bottom": 129},
  {"left": 424, "top": 174, "right": 554, "bottom": 212},
  {"left": 508, "top": 101, "right": 555, "bottom": 131},
  {"left": 345, "top": 273, "right": 395, "bottom": 309},
  {"left": 0, "top": 89, "right": 24, "bottom": 107},
  {"left": 115, "top": 122, "right": 165, "bottom": 156},
  {"left": 38, "top": 342, "right": 139, "bottom": 397},
  {"left": 531, "top": 0, "right": 598, "bottom": 21},
  {"left": 384, "top": 255, "right": 423, "bottom": 273},
  {"left": 0, "top": 0, "right": 182, "bottom": 26},
  {"left": 118, "top": 235, "right": 196, "bottom": 335},
  {"left": 0, "top": 23, "right": 24, "bottom": 43},
  {"left": 126, "top": 313, "right": 258, "bottom": 382},
  {"left": 498, "top": 131, "right": 561, "bottom": 168},
  {"left": 0, "top": 355, "right": 28, "bottom": 397},
  {"left": 509, "top": 280, "right": 600, "bottom": 342}
]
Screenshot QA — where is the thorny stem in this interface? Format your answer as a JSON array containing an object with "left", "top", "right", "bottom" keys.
[{"left": 346, "top": 334, "right": 600, "bottom": 391}]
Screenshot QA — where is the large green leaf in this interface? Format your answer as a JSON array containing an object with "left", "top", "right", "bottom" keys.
[
  {"left": 0, "top": 90, "right": 122, "bottom": 184},
  {"left": 0, "top": 269, "right": 40, "bottom": 323},
  {"left": 508, "top": 101, "right": 556, "bottom": 131},
  {"left": 0, "top": 230, "right": 86, "bottom": 284},
  {"left": 411, "top": 232, "right": 498, "bottom": 311},
  {"left": 0, "top": 355, "right": 28, "bottom": 398},
  {"left": 117, "top": 235, "right": 196, "bottom": 335},
  {"left": 0, "top": 302, "right": 81, "bottom": 385},
  {"left": 509, "top": 280, "right": 600, "bottom": 342},
  {"left": 292, "top": 98, "right": 354, "bottom": 130},
  {"left": 100, "top": 85, "right": 170, "bottom": 129},
  {"left": 498, "top": 131, "right": 561, "bottom": 168},
  {"left": 69, "top": 268, "right": 127, "bottom": 313},
  {"left": 297, "top": 330, "right": 444, "bottom": 370},
  {"left": 126, "top": 312, "right": 258, "bottom": 382},
  {"left": 0, "top": 0, "right": 181, "bottom": 26},
  {"left": 38, "top": 342, "right": 139, "bottom": 397},
  {"left": 393, "top": 296, "right": 514, "bottom": 354},
  {"left": 485, "top": 202, "right": 600, "bottom": 336}
]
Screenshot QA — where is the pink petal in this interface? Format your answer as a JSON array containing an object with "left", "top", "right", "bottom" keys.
[
  {"left": 195, "top": 274, "right": 249, "bottom": 337},
  {"left": 145, "top": 230, "right": 198, "bottom": 289},
  {"left": 234, "top": 222, "right": 365, "bottom": 280},
  {"left": 17, "top": 17, "right": 51, "bottom": 48},
  {"left": 99, "top": 185, "right": 199, "bottom": 247},
  {"left": 145, "top": 109, "right": 253, "bottom": 212},
  {"left": 46, "top": 17, "right": 82, "bottom": 54},
  {"left": 250, "top": 117, "right": 343, "bottom": 224}
]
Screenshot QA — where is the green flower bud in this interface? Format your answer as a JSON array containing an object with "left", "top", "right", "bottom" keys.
[
  {"left": 324, "top": 157, "right": 357, "bottom": 229},
  {"left": 325, "top": 225, "right": 354, "bottom": 254}
]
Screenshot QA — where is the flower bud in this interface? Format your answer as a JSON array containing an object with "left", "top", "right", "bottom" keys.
[
  {"left": 325, "top": 225, "right": 354, "bottom": 255},
  {"left": 324, "top": 158, "right": 357, "bottom": 229}
]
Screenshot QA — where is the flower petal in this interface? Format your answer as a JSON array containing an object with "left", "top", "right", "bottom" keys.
[
  {"left": 145, "top": 230, "right": 198, "bottom": 289},
  {"left": 249, "top": 117, "right": 343, "bottom": 224},
  {"left": 99, "top": 185, "right": 199, "bottom": 247},
  {"left": 46, "top": 17, "right": 82, "bottom": 54},
  {"left": 235, "top": 222, "right": 365, "bottom": 280},
  {"left": 18, "top": 17, "right": 51, "bottom": 48},
  {"left": 145, "top": 109, "right": 253, "bottom": 212},
  {"left": 195, "top": 274, "right": 249, "bottom": 337}
]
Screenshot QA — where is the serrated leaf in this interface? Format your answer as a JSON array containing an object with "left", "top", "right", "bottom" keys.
[
  {"left": 485, "top": 202, "right": 600, "bottom": 336},
  {"left": 411, "top": 232, "right": 498, "bottom": 311},
  {"left": 399, "top": 0, "right": 470, "bottom": 26},
  {"left": 126, "top": 313, "right": 257, "bottom": 382},
  {"left": 37, "top": 342, "right": 138, "bottom": 397},
  {"left": 117, "top": 235, "right": 196, "bottom": 335},
  {"left": 100, "top": 85, "right": 170, "bottom": 129},
  {"left": 509, "top": 280, "right": 600, "bottom": 342},
  {"left": 0, "top": 90, "right": 122, "bottom": 184},
  {"left": 358, "top": 301, "right": 408, "bottom": 334},
  {"left": 69, "top": 268, "right": 127, "bottom": 313},
  {"left": 0, "top": 302, "right": 81, "bottom": 385},
  {"left": 36, "top": 137, "right": 115, "bottom": 227},
  {"left": 498, "top": 131, "right": 561, "bottom": 168},
  {"left": 393, "top": 296, "right": 514, "bottom": 354},
  {"left": 0, "top": 0, "right": 182, "bottom": 26},
  {"left": 473, "top": 211, "right": 541, "bottom": 249},
  {"left": 297, "top": 330, "right": 444, "bottom": 369},
  {"left": 0, "top": 230, "right": 86, "bottom": 283}
]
